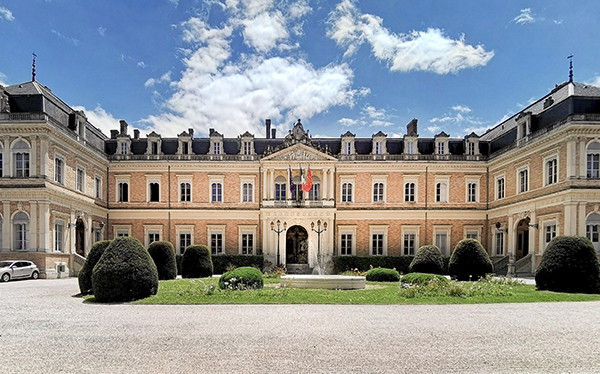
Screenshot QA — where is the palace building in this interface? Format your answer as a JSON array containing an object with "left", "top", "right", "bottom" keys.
[{"left": 1, "top": 76, "right": 599, "bottom": 278}]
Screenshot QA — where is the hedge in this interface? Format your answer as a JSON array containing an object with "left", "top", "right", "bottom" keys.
[
  {"left": 448, "top": 239, "right": 493, "bottom": 281},
  {"left": 78, "top": 240, "right": 111, "bottom": 295},
  {"left": 212, "top": 255, "right": 264, "bottom": 274},
  {"left": 218, "top": 267, "right": 264, "bottom": 290},
  {"left": 365, "top": 268, "right": 401, "bottom": 282},
  {"left": 181, "top": 244, "right": 213, "bottom": 278},
  {"left": 409, "top": 245, "right": 445, "bottom": 275},
  {"left": 333, "top": 256, "right": 414, "bottom": 274},
  {"left": 147, "top": 241, "right": 177, "bottom": 280}
]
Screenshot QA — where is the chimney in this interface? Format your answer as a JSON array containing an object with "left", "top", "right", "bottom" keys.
[
  {"left": 271, "top": 128, "right": 277, "bottom": 139},
  {"left": 119, "top": 120, "right": 128, "bottom": 135},
  {"left": 188, "top": 128, "right": 194, "bottom": 138},
  {"left": 265, "top": 119, "right": 271, "bottom": 139},
  {"left": 110, "top": 130, "right": 119, "bottom": 139},
  {"left": 406, "top": 118, "right": 418, "bottom": 136},
  {"left": 133, "top": 129, "right": 140, "bottom": 139}
]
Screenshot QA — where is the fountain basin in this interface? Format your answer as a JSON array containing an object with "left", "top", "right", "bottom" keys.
[{"left": 280, "top": 275, "right": 366, "bottom": 290}]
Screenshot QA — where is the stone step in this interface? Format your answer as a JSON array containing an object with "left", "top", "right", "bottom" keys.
[{"left": 286, "top": 264, "right": 312, "bottom": 274}]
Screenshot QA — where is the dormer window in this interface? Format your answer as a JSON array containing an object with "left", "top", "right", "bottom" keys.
[
  {"left": 434, "top": 131, "right": 449, "bottom": 156},
  {"left": 177, "top": 130, "right": 193, "bottom": 155},
  {"left": 464, "top": 132, "right": 480, "bottom": 156},
  {"left": 371, "top": 131, "right": 387, "bottom": 155},
  {"left": 118, "top": 140, "right": 129, "bottom": 155},
  {"left": 238, "top": 131, "right": 255, "bottom": 156},
  {"left": 146, "top": 131, "right": 162, "bottom": 155},
  {"left": 516, "top": 112, "right": 532, "bottom": 140},
  {"left": 209, "top": 128, "right": 224, "bottom": 156},
  {"left": 340, "top": 131, "right": 355, "bottom": 156}
]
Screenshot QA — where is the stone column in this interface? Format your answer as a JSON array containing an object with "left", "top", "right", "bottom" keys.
[
  {"left": 578, "top": 203, "right": 587, "bottom": 236},
  {"left": 2, "top": 201, "right": 10, "bottom": 250},
  {"left": 322, "top": 169, "right": 327, "bottom": 200},
  {"left": 262, "top": 167, "right": 268, "bottom": 200},
  {"left": 329, "top": 168, "right": 334, "bottom": 200},
  {"left": 30, "top": 137, "right": 37, "bottom": 177},
  {"left": 566, "top": 139, "right": 576, "bottom": 178},
  {"left": 564, "top": 202, "right": 578, "bottom": 235},
  {"left": 39, "top": 135, "right": 48, "bottom": 178},
  {"left": 39, "top": 202, "right": 51, "bottom": 252},
  {"left": 29, "top": 201, "right": 38, "bottom": 251},
  {"left": 268, "top": 168, "right": 274, "bottom": 200},
  {"left": 579, "top": 138, "right": 587, "bottom": 178}
]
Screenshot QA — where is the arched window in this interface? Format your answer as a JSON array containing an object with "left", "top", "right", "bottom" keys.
[
  {"left": 342, "top": 182, "right": 353, "bottom": 202},
  {"left": 275, "top": 176, "right": 286, "bottom": 201},
  {"left": 13, "top": 211, "right": 29, "bottom": 250},
  {"left": 211, "top": 182, "right": 222, "bottom": 202},
  {"left": 12, "top": 140, "right": 30, "bottom": 178},
  {"left": 586, "top": 213, "right": 600, "bottom": 252},
  {"left": 309, "top": 177, "right": 321, "bottom": 200},
  {"left": 587, "top": 142, "right": 600, "bottom": 179}
]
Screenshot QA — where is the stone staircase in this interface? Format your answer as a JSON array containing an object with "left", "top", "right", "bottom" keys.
[{"left": 286, "top": 264, "right": 312, "bottom": 274}]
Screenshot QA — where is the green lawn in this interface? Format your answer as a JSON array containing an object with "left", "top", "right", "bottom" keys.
[{"left": 131, "top": 276, "right": 600, "bottom": 305}]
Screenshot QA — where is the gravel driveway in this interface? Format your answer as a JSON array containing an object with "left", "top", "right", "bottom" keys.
[{"left": 2, "top": 277, "right": 600, "bottom": 373}]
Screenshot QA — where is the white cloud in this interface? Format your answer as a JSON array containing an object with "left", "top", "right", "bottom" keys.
[
  {"left": 338, "top": 117, "right": 358, "bottom": 127},
  {"left": 451, "top": 105, "right": 471, "bottom": 113},
  {"left": 587, "top": 76, "right": 600, "bottom": 87},
  {"left": 73, "top": 105, "right": 120, "bottom": 136},
  {"left": 51, "top": 29, "right": 80, "bottom": 46},
  {"left": 141, "top": 1, "right": 362, "bottom": 137},
  {"left": 97, "top": 27, "right": 106, "bottom": 36},
  {"left": 429, "top": 105, "right": 485, "bottom": 135},
  {"left": 0, "top": 6, "right": 14, "bottom": 21},
  {"left": 327, "top": 0, "right": 494, "bottom": 74},
  {"left": 426, "top": 125, "right": 440, "bottom": 134},
  {"left": 514, "top": 8, "right": 535, "bottom": 24},
  {"left": 137, "top": 61, "right": 147, "bottom": 68},
  {"left": 0, "top": 72, "right": 7, "bottom": 86}
]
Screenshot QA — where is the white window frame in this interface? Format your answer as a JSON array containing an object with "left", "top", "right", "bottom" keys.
[
  {"left": 115, "top": 175, "right": 131, "bottom": 203},
  {"left": 587, "top": 141, "right": 600, "bottom": 179},
  {"left": 466, "top": 177, "right": 479, "bottom": 203},
  {"left": 208, "top": 225, "right": 226, "bottom": 255},
  {"left": 94, "top": 175, "right": 102, "bottom": 200},
  {"left": 402, "top": 227, "right": 419, "bottom": 256},
  {"left": 76, "top": 165, "right": 85, "bottom": 193},
  {"left": 464, "top": 227, "right": 481, "bottom": 241},
  {"left": 369, "top": 225, "right": 388, "bottom": 256},
  {"left": 544, "top": 154, "right": 559, "bottom": 186},
  {"left": 543, "top": 221, "right": 557, "bottom": 248},
  {"left": 13, "top": 211, "right": 29, "bottom": 251},
  {"left": 517, "top": 166, "right": 529, "bottom": 194},
  {"left": 338, "top": 226, "right": 356, "bottom": 256},
  {"left": 340, "top": 176, "right": 355, "bottom": 203},
  {"left": 176, "top": 225, "right": 194, "bottom": 255},
  {"left": 495, "top": 231, "right": 504, "bottom": 255},
  {"left": 403, "top": 176, "right": 419, "bottom": 203},
  {"left": 434, "top": 227, "right": 450, "bottom": 256},
  {"left": 372, "top": 176, "right": 387, "bottom": 203},
  {"left": 146, "top": 175, "right": 162, "bottom": 203},
  {"left": 434, "top": 176, "right": 449, "bottom": 203},
  {"left": 144, "top": 225, "right": 163, "bottom": 247},
  {"left": 238, "top": 225, "right": 257, "bottom": 255},
  {"left": 241, "top": 176, "right": 255, "bottom": 203},
  {"left": 114, "top": 225, "right": 131, "bottom": 238},
  {"left": 54, "top": 219, "right": 66, "bottom": 252},
  {"left": 54, "top": 154, "right": 65, "bottom": 185},
  {"left": 178, "top": 175, "right": 193, "bottom": 203},
  {"left": 209, "top": 175, "right": 224, "bottom": 203},
  {"left": 496, "top": 174, "right": 505, "bottom": 200}
]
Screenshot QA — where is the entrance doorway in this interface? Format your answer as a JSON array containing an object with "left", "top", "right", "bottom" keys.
[
  {"left": 75, "top": 219, "right": 85, "bottom": 256},
  {"left": 516, "top": 219, "right": 529, "bottom": 260},
  {"left": 286, "top": 225, "right": 308, "bottom": 264}
]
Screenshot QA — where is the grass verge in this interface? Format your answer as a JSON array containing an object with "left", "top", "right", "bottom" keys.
[{"left": 130, "top": 276, "right": 600, "bottom": 305}]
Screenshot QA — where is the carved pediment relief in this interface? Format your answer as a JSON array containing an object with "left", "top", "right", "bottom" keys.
[{"left": 262, "top": 143, "right": 336, "bottom": 162}]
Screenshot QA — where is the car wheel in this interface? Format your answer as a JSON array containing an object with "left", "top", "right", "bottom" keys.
[
  {"left": 1, "top": 273, "right": 10, "bottom": 282},
  {"left": 31, "top": 271, "right": 39, "bottom": 280}
]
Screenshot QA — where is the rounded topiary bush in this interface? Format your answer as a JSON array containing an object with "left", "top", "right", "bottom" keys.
[
  {"left": 92, "top": 236, "right": 159, "bottom": 302},
  {"left": 535, "top": 236, "right": 600, "bottom": 294},
  {"left": 218, "top": 266, "right": 264, "bottom": 290},
  {"left": 365, "top": 267, "right": 401, "bottom": 282},
  {"left": 181, "top": 244, "right": 213, "bottom": 278},
  {"left": 78, "top": 240, "right": 111, "bottom": 295},
  {"left": 409, "top": 245, "right": 445, "bottom": 275},
  {"left": 147, "top": 241, "right": 177, "bottom": 280},
  {"left": 448, "top": 238, "right": 493, "bottom": 281}
]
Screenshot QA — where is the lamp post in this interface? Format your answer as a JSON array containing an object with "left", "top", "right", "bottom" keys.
[
  {"left": 311, "top": 220, "right": 327, "bottom": 268},
  {"left": 270, "top": 220, "right": 287, "bottom": 266}
]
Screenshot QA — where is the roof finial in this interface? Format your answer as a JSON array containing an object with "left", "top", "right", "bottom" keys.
[
  {"left": 567, "top": 54, "right": 574, "bottom": 83},
  {"left": 32, "top": 52, "right": 37, "bottom": 82}
]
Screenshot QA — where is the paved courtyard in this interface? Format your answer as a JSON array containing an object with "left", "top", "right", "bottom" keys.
[{"left": 2, "top": 277, "right": 600, "bottom": 373}]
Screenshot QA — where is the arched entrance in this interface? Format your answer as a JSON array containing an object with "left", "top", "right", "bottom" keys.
[
  {"left": 516, "top": 219, "right": 529, "bottom": 260},
  {"left": 75, "top": 219, "right": 85, "bottom": 256},
  {"left": 286, "top": 225, "right": 308, "bottom": 264}
]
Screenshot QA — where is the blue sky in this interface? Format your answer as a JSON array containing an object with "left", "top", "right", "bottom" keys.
[{"left": 1, "top": 0, "right": 599, "bottom": 139}]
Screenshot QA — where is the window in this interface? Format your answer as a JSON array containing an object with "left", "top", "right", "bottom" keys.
[
  {"left": 241, "top": 182, "right": 253, "bottom": 203},
  {"left": 275, "top": 177, "right": 286, "bottom": 201},
  {"left": 55, "top": 220, "right": 65, "bottom": 252},
  {"left": 519, "top": 168, "right": 528, "bottom": 193},
  {"left": 116, "top": 229, "right": 129, "bottom": 237},
  {"left": 149, "top": 182, "right": 160, "bottom": 202},
  {"left": 309, "top": 182, "right": 320, "bottom": 200},
  {"left": 467, "top": 142, "right": 476, "bottom": 156},
  {"left": 119, "top": 142, "right": 128, "bottom": 155},
  {"left": 13, "top": 212, "right": 29, "bottom": 250},
  {"left": 211, "top": 233, "right": 223, "bottom": 255},
  {"left": 405, "top": 142, "right": 414, "bottom": 155},
  {"left": 340, "top": 233, "right": 353, "bottom": 255},
  {"left": 181, "top": 141, "right": 189, "bottom": 155},
  {"left": 586, "top": 213, "right": 600, "bottom": 252},
  {"left": 344, "top": 142, "right": 351, "bottom": 155},
  {"left": 546, "top": 157, "right": 558, "bottom": 185},
  {"left": 435, "top": 232, "right": 449, "bottom": 255},
  {"left": 242, "top": 141, "right": 252, "bottom": 155},
  {"left": 496, "top": 177, "right": 505, "bottom": 200},
  {"left": 118, "top": 182, "right": 129, "bottom": 202},
  {"left": 213, "top": 142, "right": 221, "bottom": 155},
  {"left": 148, "top": 231, "right": 160, "bottom": 245},
  {"left": 241, "top": 233, "right": 253, "bottom": 255},
  {"left": 13, "top": 140, "right": 30, "bottom": 178},
  {"left": 435, "top": 182, "right": 447, "bottom": 203},
  {"left": 437, "top": 142, "right": 445, "bottom": 155},
  {"left": 179, "top": 232, "right": 192, "bottom": 255},
  {"left": 587, "top": 142, "right": 600, "bottom": 179},
  {"left": 403, "top": 233, "right": 416, "bottom": 255},
  {"left": 341, "top": 182, "right": 353, "bottom": 202},
  {"left": 76, "top": 166, "right": 85, "bottom": 193},
  {"left": 495, "top": 232, "right": 504, "bottom": 255},
  {"left": 466, "top": 230, "right": 479, "bottom": 240},
  {"left": 372, "top": 233, "right": 384, "bottom": 255},
  {"left": 374, "top": 142, "right": 382, "bottom": 155},
  {"left": 54, "top": 157, "right": 64, "bottom": 185},
  {"left": 180, "top": 182, "right": 191, "bottom": 202},
  {"left": 544, "top": 224, "right": 556, "bottom": 245},
  {"left": 94, "top": 226, "right": 102, "bottom": 243},
  {"left": 405, "top": 182, "right": 415, "bottom": 202},
  {"left": 467, "top": 182, "right": 478, "bottom": 203},
  {"left": 211, "top": 182, "right": 222, "bottom": 202},
  {"left": 373, "top": 182, "right": 384, "bottom": 202},
  {"left": 95, "top": 176, "right": 102, "bottom": 199},
  {"left": 150, "top": 141, "right": 159, "bottom": 155},
  {"left": 587, "top": 224, "right": 599, "bottom": 244}
]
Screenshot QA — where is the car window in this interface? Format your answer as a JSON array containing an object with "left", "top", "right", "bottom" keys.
[{"left": 0, "top": 261, "right": 12, "bottom": 267}]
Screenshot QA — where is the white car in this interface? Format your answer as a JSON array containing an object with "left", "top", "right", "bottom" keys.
[{"left": 0, "top": 260, "right": 40, "bottom": 282}]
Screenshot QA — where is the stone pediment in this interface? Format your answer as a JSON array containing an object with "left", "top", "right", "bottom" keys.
[{"left": 262, "top": 143, "right": 336, "bottom": 162}]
